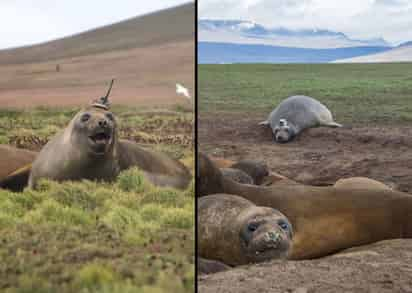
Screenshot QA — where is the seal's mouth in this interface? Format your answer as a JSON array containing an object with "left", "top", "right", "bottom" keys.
[
  {"left": 243, "top": 231, "right": 290, "bottom": 261},
  {"left": 88, "top": 130, "right": 112, "bottom": 154}
]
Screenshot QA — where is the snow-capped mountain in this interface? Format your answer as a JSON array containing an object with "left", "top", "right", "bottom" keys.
[
  {"left": 333, "top": 43, "right": 412, "bottom": 63},
  {"left": 199, "top": 19, "right": 390, "bottom": 49}
]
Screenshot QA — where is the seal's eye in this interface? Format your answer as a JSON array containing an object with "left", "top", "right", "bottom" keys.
[
  {"left": 247, "top": 222, "right": 259, "bottom": 232},
  {"left": 278, "top": 219, "right": 289, "bottom": 231},
  {"left": 81, "top": 113, "right": 91, "bottom": 122},
  {"left": 106, "top": 113, "right": 114, "bottom": 121}
]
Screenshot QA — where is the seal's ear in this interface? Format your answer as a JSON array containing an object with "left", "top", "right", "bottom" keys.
[{"left": 91, "top": 79, "right": 115, "bottom": 110}]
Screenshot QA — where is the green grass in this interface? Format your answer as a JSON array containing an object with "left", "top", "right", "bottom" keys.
[
  {"left": 0, "top": 105, "right": 193, "bottom": 158},
  {"left": 0, "top": 106, "right": 194, "bottom": 292},
  {"left": 199, "top": 63, "right": 412, "bottom": 124}
]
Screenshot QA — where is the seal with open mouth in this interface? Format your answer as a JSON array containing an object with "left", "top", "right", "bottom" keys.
[
  {"left": 198, "top": 193, "right": 293, "bottom": 266},
  {"left": 28, "top": 80, "right": 191, "bottom": 190}
]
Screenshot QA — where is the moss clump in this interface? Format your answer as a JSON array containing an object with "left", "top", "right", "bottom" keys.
[{"left": 116, "top": 168, "right": 153, "bottom": 193}]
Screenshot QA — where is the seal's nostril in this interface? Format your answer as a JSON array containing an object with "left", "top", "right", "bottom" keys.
[{"left": 99, "top": 120, "right": 108, "bottom": 127}]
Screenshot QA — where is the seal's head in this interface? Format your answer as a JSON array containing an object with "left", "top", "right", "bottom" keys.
[
  {"left": 231, "top": 160, "right": 270, "bottom": 185},
  {"left": 238, "top": 207, "right": 293, "bottom": 263},
  {"left": 273, "top": 118, "right": 295, "bottom": 143},
  {"left": 71, "top": 107, "right": 117, "bottom": 156}
]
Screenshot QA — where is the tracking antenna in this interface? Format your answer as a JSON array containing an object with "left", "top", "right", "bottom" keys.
[{"left": 91, "top": 79, "right": 115, "bottom": 110}]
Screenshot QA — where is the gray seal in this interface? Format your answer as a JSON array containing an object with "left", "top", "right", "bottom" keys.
[
  {"left": 29, "top": 82, "right": 191, "bottom": 190},
  {"left": 259, "top": 95, "right": 342, "bottom": 143},
  {"left": 198, "top": 194, "right": 293, "bottom": 266}
]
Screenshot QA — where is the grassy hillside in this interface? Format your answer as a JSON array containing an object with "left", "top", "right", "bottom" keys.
[
  {"left": 0, "top": 107, "right": 194, "bottom": 292},
  {"left": 199, "top": 63, "right": 412, "bottom": 124},
  {"left": 0, "top": 3, "right": 194, "bottom": 65}
]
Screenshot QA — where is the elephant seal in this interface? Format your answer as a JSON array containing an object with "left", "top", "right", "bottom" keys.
[
  {"left": 0, "top": 145, "right": 37, "bottom": 191},
  {"left": 197, "top": 257, "right": 231, "bottom": 275},
  {"left": 199, "top": 194, "right": 293, "bottom": 266},
  {"left": 29, "top": 81, "right": 191, "bottom": 190},
  {"left": 259, "top": 95, "right": 342, "bottom": 143},
  {"left": 230, "top": 160, "right": 269, "bottom": 185},
  {"left": 197, "top": 152, "right": 412, "bottom": 260},
  {"left": 0, "top": 145, "right": 37, "bottom": 180},
  {"left": 334, "top": 177, "right": 391, "bottom": 190},
  {"left": 220, "top": 168, "right": 254, "bottom": 184}
]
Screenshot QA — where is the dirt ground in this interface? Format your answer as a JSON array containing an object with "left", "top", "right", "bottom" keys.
[
  {"left": 199, "top": 112, "right": 412, "bottom": 192},
  {"left": 199, "top": 112, "right": 412, "bottom": 292},
  {"left": 199, "top": 239, "right": 412, "bottom": 293}
]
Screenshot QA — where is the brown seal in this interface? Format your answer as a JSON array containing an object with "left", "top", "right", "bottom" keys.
[
  {"left": 0, "top": 145, "right": 37, "bottom": 191},
  {"left": 220, "top": 168, "right": 254, "bottom": 184},
  {"left": 198, "top": 152, "right": 412, "bottom": 260},
  {"left": 334, "top": 177, "right": 391, "bottom": 190},
  {"left": 29, "top": 82, "right": 191, "bottom": 189},
  {"left": 197, "top": 257, "right": 231, "bottom": 275},
  {"left": 198, "top": 194, "right": 293, "bottom": 266}
]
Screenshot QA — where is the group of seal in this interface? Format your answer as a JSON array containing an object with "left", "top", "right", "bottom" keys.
[
  {"left": 259, "top": 95, "right": 342, "bottom": 143},
  {"left": 0, "top": 80, "right": 192, "bottom": 191},
  {"left": 198, "top": 152, "right": 412, "bottom": 272}
]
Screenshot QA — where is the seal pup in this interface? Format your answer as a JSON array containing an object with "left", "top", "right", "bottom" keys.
[
  {"left": 198, "top": 152, "right": 412, "bottom": 259},
  {"left": 29, "top": 80, "right": 191, "bottom": 190},
  {"left": 334, "top": 177, "right": 391, "bottom": 190},
  {"left": 259, "top": 95, "right": 342, "bottom": 143},
  {"left": 0, "top": 145, "right": 37, "bottom": 191},
  {"left": 199, "top": 194, "right": 293, "bottom": 266}
]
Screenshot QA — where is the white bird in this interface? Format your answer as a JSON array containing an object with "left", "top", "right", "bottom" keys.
[{"left": 176, "top": 83, "right": 191, "bottom": 100}]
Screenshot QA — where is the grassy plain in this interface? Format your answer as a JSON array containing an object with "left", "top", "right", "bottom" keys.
[{"left": 199, "top": 63, "right": 412, "bottom": 124}]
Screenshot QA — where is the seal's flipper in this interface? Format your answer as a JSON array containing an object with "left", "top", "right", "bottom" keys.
[
  {"left": 258, "top": 120, "right": 269, "bottom": 126},
  {"left": 325, "top": 122, "right": 343, "bottom": 128},
  {"left": 0, "top": 164, "right": 32, "bottom": 192}
]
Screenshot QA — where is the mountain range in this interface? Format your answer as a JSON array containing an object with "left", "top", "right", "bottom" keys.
[{"left": 199, "top": 19, "right": 411, "bottom": 64}]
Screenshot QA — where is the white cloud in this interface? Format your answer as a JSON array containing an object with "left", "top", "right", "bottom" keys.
[
  {"left": 199, "top": 0, "right": 412, "bottom": 44},
  {"left": 0, "top": 0, "right": 190, "bottom": 49}
]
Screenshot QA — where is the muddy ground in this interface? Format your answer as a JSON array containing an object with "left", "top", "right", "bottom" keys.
[{"left": 198, "top": 112, "right": 412, "bottom": 293}]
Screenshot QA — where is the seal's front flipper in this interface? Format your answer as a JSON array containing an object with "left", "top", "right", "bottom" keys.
[
  {"left": 325, "top": 122, "right": 343, "bottom": 128},
  {"left": 197, "top": 257, "right": 231, "bottom": 275},
  {"left": 258, "top": 120, "right": 269, "bottom": 126},
  {"left": 0, "top": 164, "right": 32, "bottom": 192}
]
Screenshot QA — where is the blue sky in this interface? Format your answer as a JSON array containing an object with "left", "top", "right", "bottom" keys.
[
  {"left": 0, "top": 0, "right": 191, "bottom": 49},
  {"left": 199, "top": 0, "right": 412, "bottom": 45}
]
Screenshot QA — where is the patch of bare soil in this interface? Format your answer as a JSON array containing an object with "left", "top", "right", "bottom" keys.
[
  {"left": 199, "top": 113, "right": 412, "bottom": 192},
  {"left": 199, "top": 239, "right": 412, "bottom": 293}
]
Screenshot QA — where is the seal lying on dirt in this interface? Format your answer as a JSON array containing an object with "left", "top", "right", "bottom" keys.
[
  {"left": 198, "top": 152, "right": 412, "bottom": 259},
  {"left": 259, "top": 95, "right": 342, "bottom": 143},
  {"left": 199, "top": 194, "right": 293, "bottom": 266},
  {"left": 211, "top": 156, "right": 284, "bottom": 185},
  {"left": 0, "top": 145, "right": 37, "bottom": 191},
  {"left": 197, "top": 257, "right": 231, "bottom": 275},
  {"left": 334, "top": 177, "right": 391, "bottom": 190},
  {"left": 29, "top": 81, "right": 191, "bottom": 190},
  {"left": 220, "top": 168, "right": 254, "bottom": 184}
]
